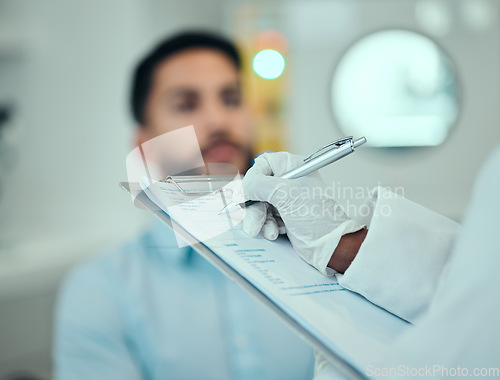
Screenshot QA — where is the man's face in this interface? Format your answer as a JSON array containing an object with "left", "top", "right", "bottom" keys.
[{"left": 137, "top": 48, "right": 253, "bottom": 174}]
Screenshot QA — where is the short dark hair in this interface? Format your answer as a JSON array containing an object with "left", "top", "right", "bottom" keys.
[{"left": 130, "top": 30, "right": 241, "bottom": 125}]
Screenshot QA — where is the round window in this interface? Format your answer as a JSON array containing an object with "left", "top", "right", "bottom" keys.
[{"left": 331, "top": 30, "right": 460, "bottom": 147}]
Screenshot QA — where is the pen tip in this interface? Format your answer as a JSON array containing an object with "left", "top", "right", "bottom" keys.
[
  {"left": 218, "top": 204, "right": 230, "bottom": 215},
  {"left": 219, "top": 203, "right": 240, "bottom": 215}
]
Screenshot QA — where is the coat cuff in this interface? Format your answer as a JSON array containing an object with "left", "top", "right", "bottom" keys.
[{"left": 337, "top": 186, "right": 461, "bottom": 323}]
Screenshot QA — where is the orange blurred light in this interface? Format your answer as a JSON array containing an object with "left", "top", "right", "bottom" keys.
[{"left": 254, "top": 30, "right": 288, "bottom": 53}]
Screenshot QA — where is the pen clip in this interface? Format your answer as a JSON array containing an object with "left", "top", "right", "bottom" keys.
[{"left": 303, "top": 136, "right": 353, "bottom": 162}]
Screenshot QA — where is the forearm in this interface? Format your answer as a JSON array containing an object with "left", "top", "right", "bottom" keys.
[{"left": 328, "top": 229, "right": 367, "bottom": 274}]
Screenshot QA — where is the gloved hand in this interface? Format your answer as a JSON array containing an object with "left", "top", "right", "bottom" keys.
[{"left": 241, "top": 152, "right": 364, "bottom": 275}]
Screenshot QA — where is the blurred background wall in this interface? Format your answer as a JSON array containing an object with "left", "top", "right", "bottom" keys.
[
  {"left": 0, "top": 0, "right": 498, "bottom": 378},
  {"left": 0, "top": 0, "right": 227, "bottom": 377}
]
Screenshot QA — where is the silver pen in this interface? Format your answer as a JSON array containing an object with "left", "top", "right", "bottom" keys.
[{"left": 219, "top": 136, "right": 367, "bottom": 214}]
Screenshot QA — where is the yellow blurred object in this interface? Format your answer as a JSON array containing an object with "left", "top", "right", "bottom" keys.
[{"left": 233, "top": 6, "right": 289, "bottom": 155}]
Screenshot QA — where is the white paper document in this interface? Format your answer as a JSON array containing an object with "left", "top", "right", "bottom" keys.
[{"left": 139, "top": 179, "right": 410, "bottom": 376}]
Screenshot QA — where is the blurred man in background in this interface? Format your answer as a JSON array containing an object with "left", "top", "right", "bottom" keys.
[{"left": 54, "top": 31, "right": 314, "bottom": 380}]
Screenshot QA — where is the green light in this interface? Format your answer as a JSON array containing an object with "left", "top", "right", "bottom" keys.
[{"left": 253, "top": 49, "right": 285, "bottom": 79}]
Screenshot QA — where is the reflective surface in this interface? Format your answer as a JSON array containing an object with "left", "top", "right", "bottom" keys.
[{"left": 331, "top": 30, "right": 460, "bottom": 147}]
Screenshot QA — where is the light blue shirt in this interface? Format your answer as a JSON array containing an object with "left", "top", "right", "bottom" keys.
[{"left": 54, "top": 222, "right": 314, "bottom": 379}]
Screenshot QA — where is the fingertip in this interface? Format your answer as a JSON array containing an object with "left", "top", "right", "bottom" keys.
[
  {"left": 264, "top": 227, "right": 279, "bottom": 240},
  {"left": 262, "top": 212, "right": 279, "bottom": 240},
  {"left": 243, "top": 224, "right": 260, "bottom": 238}
]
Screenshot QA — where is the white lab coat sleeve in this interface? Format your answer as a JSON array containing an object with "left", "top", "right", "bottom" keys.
[
  {"left": 336, "top": 186, "right": 461, "bottom": 323},
  {"left": 54, "top": 261, "right": 142, "bottom": 380},
  {"left": 379, "top": 145, "right": 500, "bottom": 375}
]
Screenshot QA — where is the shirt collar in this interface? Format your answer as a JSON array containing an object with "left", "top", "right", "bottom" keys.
[{"left": 148, "top": 219, "right": 196, "bottom": 265}]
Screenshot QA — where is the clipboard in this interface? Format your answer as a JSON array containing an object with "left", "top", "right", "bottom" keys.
[{"left": 120, "top": 181, "right": 410, "bottom": 379}]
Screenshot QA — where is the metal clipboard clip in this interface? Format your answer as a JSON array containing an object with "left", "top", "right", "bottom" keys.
[
  {"left": 303, "top": 136, "right": 353, "bottom": 162},
  {"left": 161, "top": 175, "right": 238, "bottom": 196}
]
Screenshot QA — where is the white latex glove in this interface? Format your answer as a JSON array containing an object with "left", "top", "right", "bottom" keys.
[{"left": 242, "top": 152, "right": 364, "bottom": 275}]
